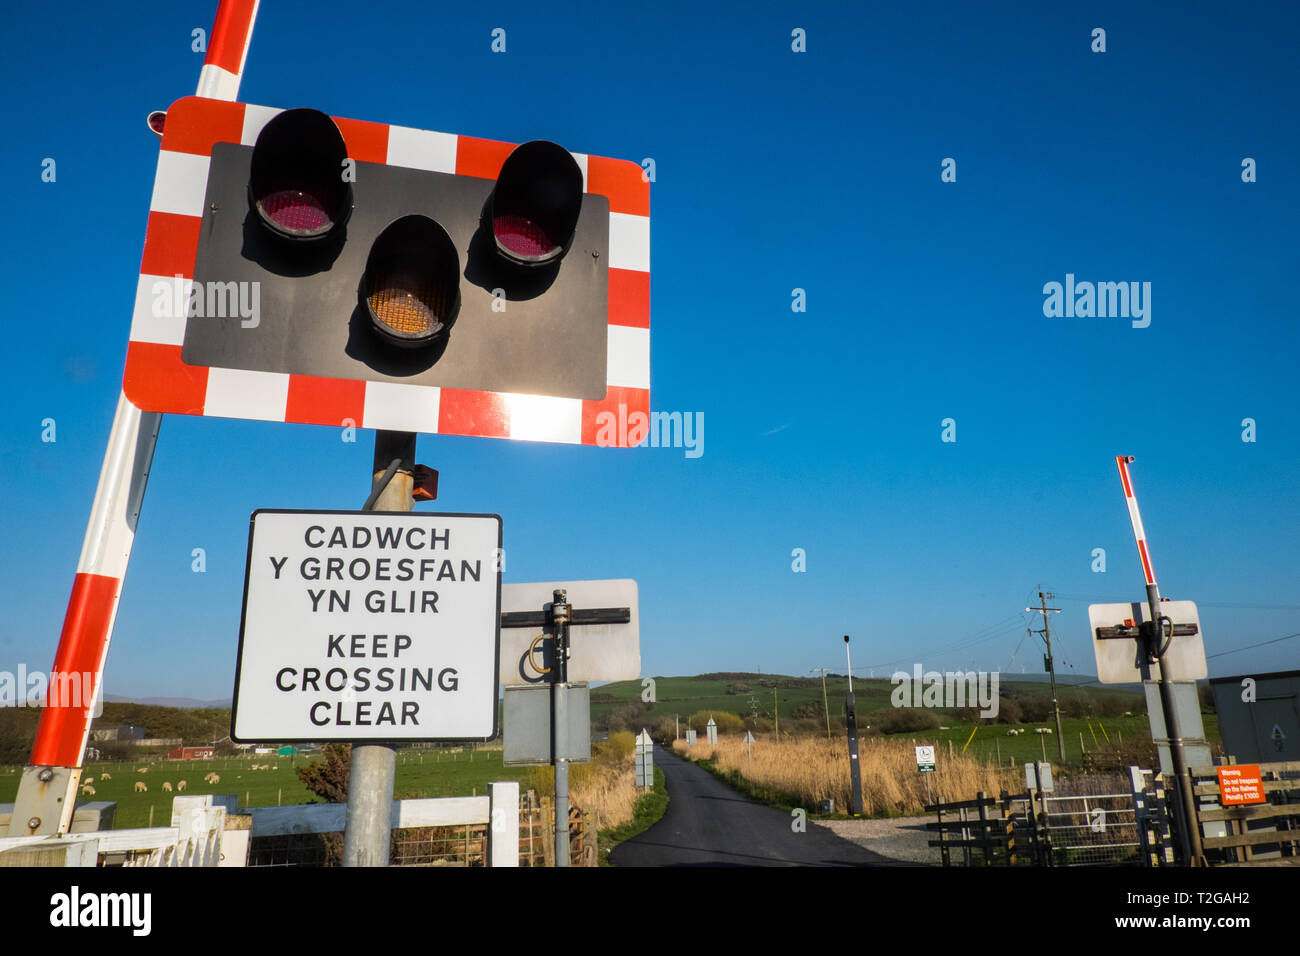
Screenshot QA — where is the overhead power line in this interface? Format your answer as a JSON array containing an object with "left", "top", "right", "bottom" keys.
[{"left": 1206, "top": 630, "right": 1300, "bottom": 659}]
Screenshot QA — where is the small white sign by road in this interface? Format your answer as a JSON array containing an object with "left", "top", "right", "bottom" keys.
[
  {"left": 232, "top": 510, "right": 501, "bottom": 742},
  {"left": 915, "top": 745, "right": 936, "bottom": 772}
]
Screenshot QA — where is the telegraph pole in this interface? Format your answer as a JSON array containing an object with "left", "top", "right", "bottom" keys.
[
  {"left": 1027, "top": 591, "right": 1066, "bottom": 763},
  {"left": 811, "top": 667, "right": 832, "bottom": 739}
]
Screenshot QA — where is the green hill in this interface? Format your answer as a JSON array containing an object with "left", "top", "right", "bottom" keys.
[{"left": 592, "top": 672, "right": 1152, "bottom": 734}]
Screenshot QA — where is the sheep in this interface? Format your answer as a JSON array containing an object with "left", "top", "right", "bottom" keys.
[
  {"left": 81, "top": 784, "right": 96, "bottom": 796},
  {"left": 136, "top": 767, "right": 148, "bottom": 773},
  {"left": 177, "top": 780, "right": 187, "bottom": 792},
  {"left": 204, "top": 772, "right": 221, "bottom": 784},
  {"left": 271, "top": 765, "right": 278, "bottom": 770},
  {"left": 161, "top": 781, "right": 173, "bottom": 792},
  {"left": 134, "top": 781, "right": 148, "bottom": 793},
  {"left": 100, "top": 772, "right": 111, "bottom": 781}
]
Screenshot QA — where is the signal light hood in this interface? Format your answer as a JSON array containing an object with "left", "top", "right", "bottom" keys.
[{"left": 249, "top": 108, "right": 353, "bottom": 242}]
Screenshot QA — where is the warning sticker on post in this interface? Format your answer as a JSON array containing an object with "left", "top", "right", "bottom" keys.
[{"left": 231, "top": 509, "right": 501, "bottom": 742}]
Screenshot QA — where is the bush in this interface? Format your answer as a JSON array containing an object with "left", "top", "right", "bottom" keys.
[
  {"left": 604, "top": 731, "right": 636, "bottom": 760},
  {"left": 1017, "top": 696, "right": 1053, "bottom": 723},
  {"left": 598, "top": 702, "right": 653, "bottom": 733},
  {"left": 791, "top": 698, "right": 825, "bottom": 719},
  {"left": 994, "top": 697, "right": 1023, "bottom": 725},
  {"left": 878, "top": 708, "right": 941, "bottom": 735},
  {"left": 687, "top": 711, "right": 744, "bottom": 735},
  {"left": 296, "top": 743, "right": 351, "bottom": 803},
  {"left": 650, "top": 715, "right": 678, "bottom": 745}
]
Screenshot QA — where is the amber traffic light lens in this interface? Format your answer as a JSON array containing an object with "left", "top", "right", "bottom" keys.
[
  {"left": 363, "top": 215, "right": 460, "bottom": 349},
  {"left": 368, "top": 275, "right": 454, "bottom": 338}
]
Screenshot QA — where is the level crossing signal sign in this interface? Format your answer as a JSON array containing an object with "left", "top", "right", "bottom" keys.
[{"left": 123, "top": 96, "right": 650, "bottom": 444}]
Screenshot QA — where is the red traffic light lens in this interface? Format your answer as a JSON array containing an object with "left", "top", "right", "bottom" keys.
[
  {"left": 364, "top": 215, "right": 461, "bottom": 349},
  {"left": 249, "top": 108, "right": 352, "bottom": 241},
  {"left": 494, "top": 214, "right": 560, "bottom": 260},
  {"left": 489, "top": 141, "right": 583, "bottom": 266},
  {"left": 259, "top": 189, "right": 334, "bottom": 235}
]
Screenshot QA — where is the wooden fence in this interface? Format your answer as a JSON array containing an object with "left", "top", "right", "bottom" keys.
[
  {"left": 1193, "top": 760, "right": 1300, "bottom": 867},
  {"left": 928, "top": 768, "right": 1174, "bottom": 867},
  {"left": 519, "top": 789, "right": 597, "bottom": 867}
]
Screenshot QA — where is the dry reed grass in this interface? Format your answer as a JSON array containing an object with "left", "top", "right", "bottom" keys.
[
  {"left": 572, "top": 755, "right": 639, "bottom": 830},
  {"left": 673, "top": 735, "right": 1020, "bottom": 816},
  {"left": 530, "top": 754, "right": 640, "bottom": 831}
]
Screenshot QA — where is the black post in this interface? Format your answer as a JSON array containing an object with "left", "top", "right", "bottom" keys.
[
  {"left": 549, "top": 589, "right": 571, "bottom": 867},
  {"left": 844, "top": 635, "right": 863, "bottom": 816}
]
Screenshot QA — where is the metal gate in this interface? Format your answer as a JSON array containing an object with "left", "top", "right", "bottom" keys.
[{"left": 1041, "top": 792, "right": 1141, "bottom": 866}]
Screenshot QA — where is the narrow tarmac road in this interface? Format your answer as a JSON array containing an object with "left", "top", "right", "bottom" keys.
[{"left": 609, "top": 745, "right": 902, "bottom": 867}]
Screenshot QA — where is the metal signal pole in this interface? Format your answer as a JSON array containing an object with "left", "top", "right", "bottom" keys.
[
  {"left": 843, "top": 635, "right": 863, "bottom": 816},
  {"left": 550, "top": 589, "right": 572, "bottom": 867},
  {"left": 342, "top": 430, "right": 415, "bottom": 867},
  {"left": 1115, "top": 456, "right": 1205, "bottom": 866}
]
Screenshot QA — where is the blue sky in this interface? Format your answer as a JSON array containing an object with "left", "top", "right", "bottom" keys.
[{"left": 1, "top": 2, "right": 1297, "bottom": 700}]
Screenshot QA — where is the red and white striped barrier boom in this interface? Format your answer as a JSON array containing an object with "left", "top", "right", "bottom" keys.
[
  {"left": 1115, "top": 454, "right": 1158, "bottom": 590},
  {"left": 11, "top": 0, "right": 259, "bottom": 836},
  {"left": 1114, "top": 455, "right": 1206, "bottom": 865}
]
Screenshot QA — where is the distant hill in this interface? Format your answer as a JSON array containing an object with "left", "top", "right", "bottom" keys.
[
  {"left": 103, "top": 695, "right": 232, "bottom": 709},
  {"left": 589, "top": 672, "right": 1148, "bottom": 735}
]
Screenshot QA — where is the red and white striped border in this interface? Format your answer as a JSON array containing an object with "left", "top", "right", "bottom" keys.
[
  {"left": 1115, "top": 455, "right": 1156, "bottom": 586},
  {"left": 196, "top": 0, "right": 258, "bottom": 100},
  {"left": 123, "top": 95, "right": 650, "bottom": 447}
]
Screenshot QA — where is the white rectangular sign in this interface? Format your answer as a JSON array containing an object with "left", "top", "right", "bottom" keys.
[
  {"left": 915, "top": 745, "right": 936, "bottom": 771},
  {"left": 1025, "top": 761, "right": 1054, "bottom": 792},
  {"left": 1089, "top": 600, "right": 1207, "bottom": 684},
  {"left": 499, "top": 579, "right": 639, "bottom": 685},
  {"left": 232, "top": 510, "right": 501, "bottom": 742}
]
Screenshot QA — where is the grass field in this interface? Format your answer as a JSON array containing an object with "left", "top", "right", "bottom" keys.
[
  {"left": 918, "top": 713, "right": 1220, "bottom": 766},
  {"left": 0, "top": 748, "right": 532, "bottom": 829},
  {"left": 593, "top": 673, "right": 1150, "bottom": 727}
]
